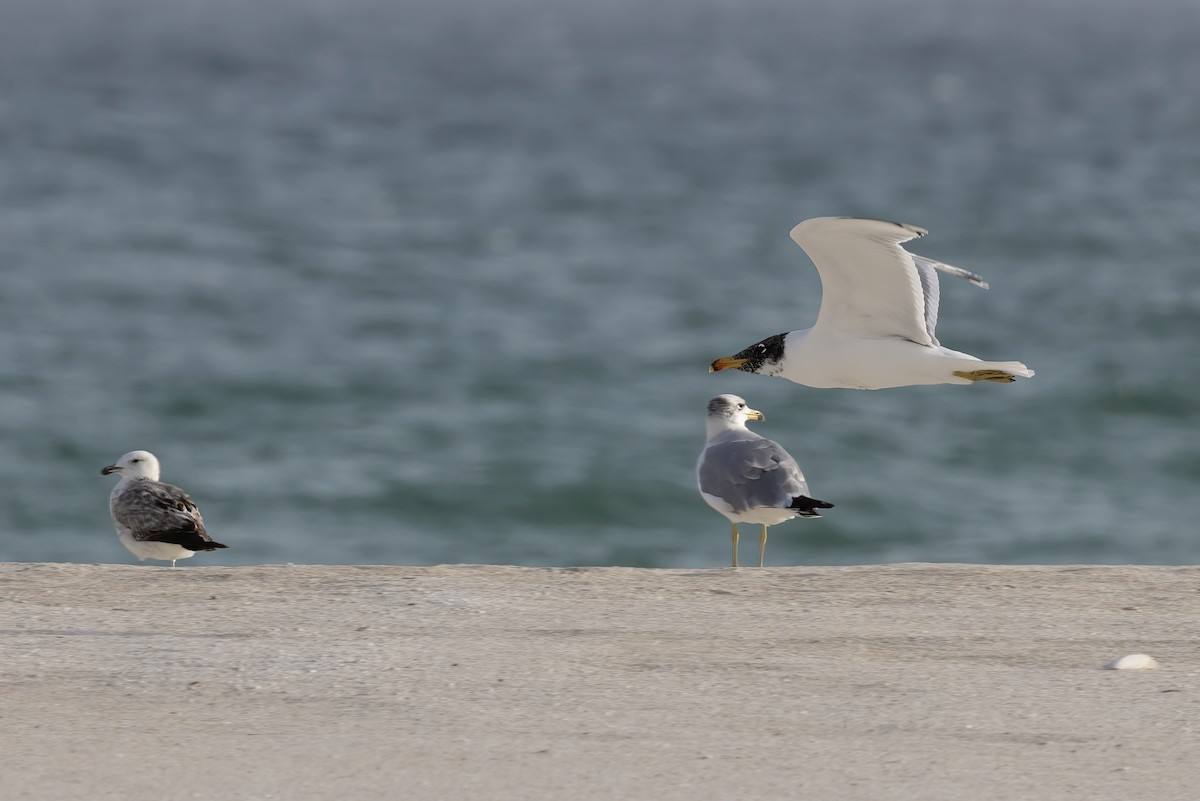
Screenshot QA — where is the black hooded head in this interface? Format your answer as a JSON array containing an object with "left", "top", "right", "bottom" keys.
[{"left": 712, "top": 333, "right": 787, "bottom": 376}]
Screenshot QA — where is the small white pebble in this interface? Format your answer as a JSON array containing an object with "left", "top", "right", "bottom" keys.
[{"left": 1104, "top": 654, "right": 1158, "bottom": 670}]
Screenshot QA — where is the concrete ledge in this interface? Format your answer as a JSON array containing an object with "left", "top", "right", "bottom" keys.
[{"left": 1, "top": 563, "right": 1197, "bottom": 800}]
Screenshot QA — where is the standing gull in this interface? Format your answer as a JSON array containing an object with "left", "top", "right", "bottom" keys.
[
  {"left": 101, "top": 450, "right": 227, "bottom": 567},
  {"left": 710, "top": 216, "right": 1034, "bottom": 389},
  {"left": 697, "top": 395, "right": 833, "bottom": 567}
]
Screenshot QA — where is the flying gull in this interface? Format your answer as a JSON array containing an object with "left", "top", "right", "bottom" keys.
[
  {"left": 710, "top": 216, "right": 1034, "bottom": 389},
  {"left": 101, "top": 450, "right": 227, "bottom": 567},
  {"left": 697, "top": 395, "right": 833, "bottom": 567}
]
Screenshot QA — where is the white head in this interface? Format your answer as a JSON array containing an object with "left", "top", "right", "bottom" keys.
[
  {"left": 706, "top": 394, "right": 764, "bottom": 435},
  {"left": 101, "top": 450, "right": 161, "bottom": 482}
]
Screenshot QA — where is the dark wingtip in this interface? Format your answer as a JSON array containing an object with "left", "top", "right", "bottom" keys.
[
  {"left": 791, "top": 495, "right": 834, "bottom": 512},
  {"left": 841, "top": 217, "right": 926, "bottom": 238},
  {"left": 147, "top": 531, "right": 228, "bottom": 551}
]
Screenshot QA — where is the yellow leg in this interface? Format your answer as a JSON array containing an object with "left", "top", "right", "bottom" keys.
[
  {"left": 758, "top": 525, "right": 768, "bottom": 568},
  {"left": 952, "top": 369, "right": 1017, "bottom": 383},
  {"left": 730, "top": 524, "right": 739, "bottom": 568}
]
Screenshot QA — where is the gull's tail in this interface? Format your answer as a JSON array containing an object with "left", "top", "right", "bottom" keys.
[{"left": 790, "top": 495, "right": 834, "bottom": 518}]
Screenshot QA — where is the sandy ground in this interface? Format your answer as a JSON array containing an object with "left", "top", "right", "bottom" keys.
[{"left": 1, "top": 562, "right": 1198, "bottom": 800}]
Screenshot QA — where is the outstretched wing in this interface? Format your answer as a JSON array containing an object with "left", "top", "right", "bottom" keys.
[
  {"left": 112, "top": 480, "right": 219, "bottom": 550},
  {"left": 789, "top": 217, "right": 987, "bottom": 346},
  {"left": 697, "top": 437, "right": 809, "bottom": 513}
]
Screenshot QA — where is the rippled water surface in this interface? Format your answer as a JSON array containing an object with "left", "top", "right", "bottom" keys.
[{"left": 2, "top": 0, "right": 1199, "bottom": 566}]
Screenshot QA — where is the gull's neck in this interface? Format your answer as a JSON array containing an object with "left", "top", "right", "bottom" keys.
[
  {"left": 111, "top": 471, "right": 159, "bottom": 494},
  {"left": 705, "top": 416, "right": 752, "bottom": 440}
]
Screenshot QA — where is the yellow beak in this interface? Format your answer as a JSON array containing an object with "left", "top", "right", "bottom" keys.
[
  {"left": 709, "top": 356, "right": 750, "bottom": 373},
  {"left": 745, "top": 409, "right": 764, "bottom": 421}
]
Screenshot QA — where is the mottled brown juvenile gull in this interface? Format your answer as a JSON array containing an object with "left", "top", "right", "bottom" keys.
[
  {"left": 709, "top": 216, "right": 1034, "bottom": 389},
  {"left": 101, "top": 450, "right": 227, "bottom": 567},
  {"left": 696, "top": 395, "right": 833, "bottom": 568}
]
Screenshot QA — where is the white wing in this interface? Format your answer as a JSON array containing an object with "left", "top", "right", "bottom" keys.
[{"left": 789, "top": 217, "right": 988, "bottom": 346}]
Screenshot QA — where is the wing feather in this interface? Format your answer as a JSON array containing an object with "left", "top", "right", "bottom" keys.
[
  {"left": 698, "top": 437, "right": 809, "bottom": 513},
  {"left": 112, "top": 480, "right": 214, "bottom": 546},
  {"left": 912, "top": 256, "right": 942, "bottom": 345},
  {"left": 789, "top": 217, "right": 988, "bottom": 345}
]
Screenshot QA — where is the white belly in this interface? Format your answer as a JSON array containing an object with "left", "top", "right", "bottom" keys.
[
  {"left": 700, "top": 493, "right": 805, "bottom": 527},
  {"left": 782, "top": 331, "right": 981, "bottom": 389}
]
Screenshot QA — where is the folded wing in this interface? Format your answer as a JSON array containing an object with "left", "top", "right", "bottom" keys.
[
  {"left": 112, "top": 481, "right": 223, "bottom": 550},
  {"left": 698, "top": 437, "right": 810, "bottom": 513}
]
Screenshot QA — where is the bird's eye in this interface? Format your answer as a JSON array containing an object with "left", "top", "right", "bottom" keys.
[
  {"left": 737, "top": 403, "right": 745, "bottom": 408},
  {"left": 131, "top": 458, "right": 141, "bottom": 463}
]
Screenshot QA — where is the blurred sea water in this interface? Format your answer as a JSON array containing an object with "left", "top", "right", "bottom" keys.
[{"left": 1, "top": 0, "right": 1199, "bottom": 566}]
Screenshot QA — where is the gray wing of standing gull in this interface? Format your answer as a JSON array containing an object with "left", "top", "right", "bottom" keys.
[
  {"left": 112, "top": 480, "right": 221, "bottom": 550},
  {"left": 698, "top": 437, "right": 810, "bottom": 513}
]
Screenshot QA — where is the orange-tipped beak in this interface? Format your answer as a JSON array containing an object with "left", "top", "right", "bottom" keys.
[{"left": 709, "top": 356, "right": 750, "bottom": 373}]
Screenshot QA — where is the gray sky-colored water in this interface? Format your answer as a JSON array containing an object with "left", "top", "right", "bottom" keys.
[{"left": 2, "top": 0, "right": 1198, "bottom": 566}]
